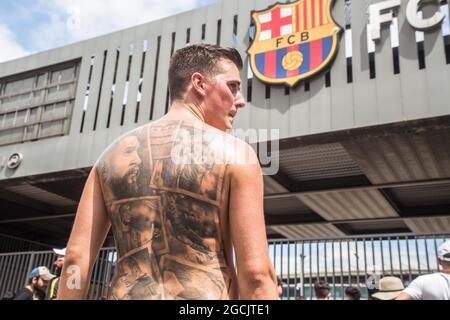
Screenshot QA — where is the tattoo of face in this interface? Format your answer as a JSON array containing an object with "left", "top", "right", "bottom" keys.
[{"left": 98, "top": 121, "right": 232, "bottom": 300}]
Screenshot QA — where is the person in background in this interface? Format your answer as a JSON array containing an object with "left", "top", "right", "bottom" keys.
[
  {"left": 277, "top": 276, "right": 283, "bottom": 298},
  {"left": 397, "top": 240, "right": 450, "bottom": 300},
  {"left": 48, "top": 247, "right": 66, "bottom": 300},
  {"left": 14, "top": 266, "right": 56, "bottom": 300},
  {"left": 371, "top": 276, "right": 404, "bottom": 300},
  {"left": 344, "top": 286, "right": 361, "bottom": 300},
  {"left": 314, "top": 280, "right": 331, "bottom": 300}
]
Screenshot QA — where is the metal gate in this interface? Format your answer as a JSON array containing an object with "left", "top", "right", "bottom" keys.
[
  {"left": 271, "top": 233, "right": 450, "bottom": 299},
  {"left": 1, "top": 233, "right": 448, "bottom": 300}
]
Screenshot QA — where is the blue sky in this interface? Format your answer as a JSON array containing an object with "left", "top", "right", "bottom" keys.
[{"left": 0, "top": 0, "right": 218, "bottom": 63}]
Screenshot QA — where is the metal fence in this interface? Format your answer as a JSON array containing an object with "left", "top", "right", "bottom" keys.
[
  {"left": 270, "top": 233, "right": 450, "bottom": 300},
  {"left": 0, "top": 233, "right": 448, "bottom": 300}
]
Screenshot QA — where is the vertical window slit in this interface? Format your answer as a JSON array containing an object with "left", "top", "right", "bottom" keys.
[
  {"left": 247, "top": 78, "right": 253, "bottom": 102},
  {"left": 216, "top": 19, "right": 222, "bottom": 46},
  {"left": 265, "top": 86, "right": 271, "bottom": 99},
  {"left": 121, "top": 44, "right": 134, "bottom": 126},
  {"left": 80, "top": 55, "right": 95, "bottom": 133},
  {"left": 93, "top": 50, "right": 107, "bottom": 130},
  {"left": 107, "top": 48, "right": 120, "bottom": 128},
  {"left": 165, "top": 32, "right": 176, "bottom": 114},
  {"left": 417, "top": 42, "right": 426, "bottom": 69},
  {"left": 325, "top": 71, "right": 331, "bottom": 87},
  {"left": 232, "top": 15, "right": 239, "bottom": 48},
  {"left": 445, "top": 35, "right": 450, "bottom": 64},
  {"left": 440, "top": 2, "right": 450, "bottom": 63},
  {"left": 344, "top": 0, "right": 353, "bottom": 83},
  {"left": 150, "top": 36, "right": 161, "bottom": 120},
  {"left": 393, "top": 47, "right": 400, "bottom": 74},
  {"left": 201, "top": 24, "right": 206, "bottom": 41},
  {"left": 369, "top": 52, "right": 376, "bottom": 79},
  {"left": 186, "top": 28, "right": 191, "bottom": 44},
  {"left": 346, "top": 58, "right": 353, "bottom": 83},
  {"left": 135, "top": 40, "right": 148, "bottom": 123}
]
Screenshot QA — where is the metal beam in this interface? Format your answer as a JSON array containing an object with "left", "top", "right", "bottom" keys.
[
  {"left": 0, "top": 188, "right": 54, "bottom": 213},
  {"left": 292, "top": 175, "right": 371, "bottom": 193},
  {"left": 270, "top": 168, "right": 295, "bottom": 192},
  {"left": 276, "top": 115, "right": 450, "bottom": 151},
  {"left": 264, "top": 177, "right": 450, "bottom": 200},
  {"left": 266, "top": 212, "right": 450, "bottom": 226},
  {"left": 0, "top": 214, "right": 75, "bottom": 225}
]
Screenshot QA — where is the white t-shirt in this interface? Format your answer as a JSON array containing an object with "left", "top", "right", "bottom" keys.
[{"left": 403, "top": 273, "right": 450, "bottom": 300}]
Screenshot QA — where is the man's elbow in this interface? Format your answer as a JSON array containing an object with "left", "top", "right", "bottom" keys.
[
  {"left": 64, "top": 245, "right": 88, "bottom": 268},
  {"left": 239, "top": 267, "right": 277, "bottom": 299}
]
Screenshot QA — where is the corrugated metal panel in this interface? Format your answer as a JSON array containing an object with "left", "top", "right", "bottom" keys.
[
  {"left": 343, "top": 132, "right": 450, "bottom": 184},
  {"left": 389, "top": 182, "right": 450, "bottom": 207},
  {"left": 298, "top": 189, "right": 399, "bottom": 221},
  {"left": 264, "top": 196, "right": 312, "bottom": 215},
  {"left": 405, "top": 217, "right": 450, "bottom": 234},
  {"left": 263, "top": 176, "right": 289, "bottom": 195},
  {"left": 0, "top": 0, "right": 448, "bottom": 183},
  {"left": 278, "top": 142, "right": 363, "bottom": 181},
  {"left": 270, "top": 223, "right": 346, "bottom": 240},
  {"left": 341, "top": 219, "right": 410, "bottom": 234},
  {"left": 5, "top": 184, "right": 77, "bottom": 207}
]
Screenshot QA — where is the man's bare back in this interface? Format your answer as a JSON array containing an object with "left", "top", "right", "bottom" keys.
[
  {"left": 58, "top": 44, "right": 278, "bottom": 300},
  {"left": 97, "top": 119, "right": 239, "bottom": 300}
]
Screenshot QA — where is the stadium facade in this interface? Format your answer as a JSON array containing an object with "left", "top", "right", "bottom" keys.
[{"left": 0, "top": 0, "right": 449, "bottom": 298}]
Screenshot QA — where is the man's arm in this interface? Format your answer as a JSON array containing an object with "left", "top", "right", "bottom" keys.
[
  {"left": 229, "top": 144, "right": 278, "bottom": 300},
  {"left": 396, "top": 292, "right": 414, "bottom": 300},
  {"left": 57, "top": 167, "right": 111, "bottom": 299},
  {"left": 396, "top": 276, "right": 422, "bottom": 300}
]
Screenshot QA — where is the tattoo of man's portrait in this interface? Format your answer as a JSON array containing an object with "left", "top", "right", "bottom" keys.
[{"left": 98, "top": 120, "right": 233, "bottom": 299}]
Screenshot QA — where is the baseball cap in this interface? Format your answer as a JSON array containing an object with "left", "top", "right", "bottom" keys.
[
  {"left": 28, "top": 266, "right": 56, "bottom": 281},
  {"left": 53, "top": 247, "right": 67, "bottom": 256},
  {"left": 438, "top": 241, "right": 450, "bottom": 261}
]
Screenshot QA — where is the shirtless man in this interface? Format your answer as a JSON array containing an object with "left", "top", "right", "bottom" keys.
[{"left": 57, "top": 44, "right": 278, "bottom": 300}]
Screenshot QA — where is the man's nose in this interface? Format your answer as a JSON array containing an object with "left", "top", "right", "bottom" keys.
[{"left": 235, "top": 91, "right": 246, "bottom": 109}]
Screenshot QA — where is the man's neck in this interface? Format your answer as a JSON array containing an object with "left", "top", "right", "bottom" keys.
[
  {"left": 25, "top": 285, "right": 34, "bottom": 293},
  {"left": 166, "top": 101, "right": 205, "bottom": 123},
  {"left": 441, "top": 269, "right": 450, "bottom": 275}
]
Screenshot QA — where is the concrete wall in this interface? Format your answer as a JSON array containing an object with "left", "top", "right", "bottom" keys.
[{"left": 0, "top": 0, "right": 449, "bottom": 180}]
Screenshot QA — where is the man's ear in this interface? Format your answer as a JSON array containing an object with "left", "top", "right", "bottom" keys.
[{"left": 191, "top": 72, "right": 207, "bottom": 97}]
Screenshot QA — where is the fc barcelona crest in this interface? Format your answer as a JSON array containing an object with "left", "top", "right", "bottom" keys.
[{"left": 248, "top": 0, "right": 342, "bottom": 87}]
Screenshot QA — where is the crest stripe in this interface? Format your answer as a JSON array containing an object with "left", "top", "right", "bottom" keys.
[
  {"left": 303, "top": 0, "right": 308, "bottom": 30},
  {"left": 310, "top": 39, "right": 323, "bottom": 70},
  {"left": 299, "top": 43, "right": 310, "bottom": 74},
  {"left": 265, "top": 50, "right": 277, "bottom": 78},
  {"left": 320, "top": 0, "right": 324, "bottom": 26},
  {"left": 255, "top": 53, "right": 265, "bottom": 75},
  {"left": 322, "top": 36, "right": 333, "bottom": 60},
  {"left": 276, "top": 48, "right": 288, "bottom": 79}
]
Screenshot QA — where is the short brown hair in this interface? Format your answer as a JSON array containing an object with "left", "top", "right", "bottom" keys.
[
  {"left": 168, "top": 44, "right": 243, "bottom": 101},
  {"left": 314, "top": 280, "right": 331, "bottom": 299}
]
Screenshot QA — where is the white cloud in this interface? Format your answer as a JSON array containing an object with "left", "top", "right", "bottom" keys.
[
  {"left": 28, "top": 0, "right": 207, "bottom": 52},
  {"left": 0, "top": 24, "right": 30, "bottom": 63}
]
